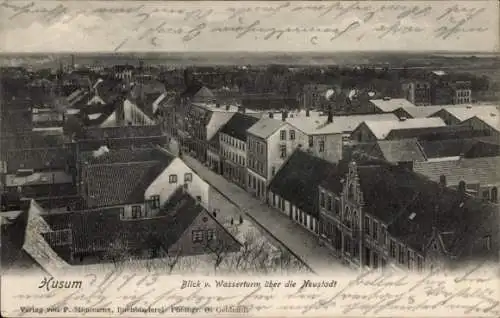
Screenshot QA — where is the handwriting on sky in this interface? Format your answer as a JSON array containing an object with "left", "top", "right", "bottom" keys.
[{"left": 0, "top": 1, "right": 493, "bottom": 51}]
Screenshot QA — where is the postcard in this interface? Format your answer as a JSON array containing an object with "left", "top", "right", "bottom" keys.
[{"left": 0, "top": 0, "right": 499, "bottom": 317}]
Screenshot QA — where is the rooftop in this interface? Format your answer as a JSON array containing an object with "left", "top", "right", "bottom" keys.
[
  {"left": 247, "top": 117, "right": 286, "bottom": 139},
  {"left": 436, "top": 105, "right": 499, "bottom": 122},
  {"left": 82, "top": 124, "right": 163, "bottom": 139},
  {"left": 370, "top": 98, "right": 416, "bottom": 112},
  {"left": 269, "top": 150, "right": 348, "bottom": 217},
  {"left": 3, "top": 147, "right": 71, "bottom": 173},
  {"left": 361, "top": 117, "right": 447, "bottom": 139},
  {"left": 356, "top": 164, "right": 498, "bottom": 257},
  {"left": 81, "top": 148, "right": 175, "bottom": 208},
  {"left": 219, "top": 112, "right": 260, "bottom": 141}
]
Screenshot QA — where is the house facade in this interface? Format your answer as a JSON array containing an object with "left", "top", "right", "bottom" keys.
[
  {"left": 79, "top": 147, "right": 210, "bottom": 218},
  {"left": 219, "top": 112, "right": 259, "bottom": 188},
  {"left": 319, "top": 162, "right": 498, "bottom": 272},
  {"left": 401, "top": 80, "right": 431, "bottom": 106},
  {"left": 452, "top": 81, "right": 472, "bottom": 105},
  {"left": 246, "top": 118, "right": 304, "bottom": 200}
]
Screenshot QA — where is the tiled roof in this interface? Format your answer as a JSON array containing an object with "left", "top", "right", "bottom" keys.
[
  {"left": 419, "top": 139, "right": 476, "bottom": 158},
  {"left": 355, "top": 164, "right": 498, "bottom": 256},
  {"left": 83, "top": 161, "right": 168, "bottom": 208},
  {"left": 80, "top": 147, "right": 175, "bottom": 165},
  {"left": 370, "top": 98, "right": 416, "bottom": 112},
  {"left": 269, "top": 150, "right": 348, "bottom": 217},
  {"left": 42, "top": 191, "right": 216, "bottom": 257},
  {"left": 385, "top": 125, "right": 491, "bottom": 141},
  {"left": 219, "top": 112, "right": 260, "bottom": 141},
  {"left": 247, "top": 118, "right": 285, "bottom": 139},
  {"left": 378, "top": 168, "right": 498, "bottom": 257},
  {"left": 75, "top": 136, "right": 167, "bottom": 152},
  {"left": 3, "top": 147, "right": 71, "bottom": 173},
  {"left": 83, "top": 124, "right": 163, "bottom": 139},
  {"left": 375, "top": 139, "right": 426, "bottom": 162},
  {"left": 413, "top": 156, "right": 500, "bottom": 187},
  {"left": 362, "top": 118, "right": 447, "bottom": 139},
  {"left": 463, "top": 140, "right": 500, "bottom": 158},
  {"left": 81, "top": 148, "right": 175, "bottom": 208},
  {"left": 181, "top": 83, "right": 204, "bottom": 98}
]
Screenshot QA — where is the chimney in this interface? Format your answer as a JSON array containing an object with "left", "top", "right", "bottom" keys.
[
  {"left": 225, "top": 104, "right": 230, "bottom": 111},
  {"left": 306, "top": 108, "right": 310, "bottom": 117},
  {"left": 327, "top": 110, "right": 333, "bottom": 123},
  {"left": 269, "top": 112, "right": 274, "bottom": 118}
]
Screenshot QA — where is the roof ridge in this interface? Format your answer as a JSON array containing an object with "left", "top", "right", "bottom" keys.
[{"left": 85, "top": 160, "right": 161, "bottom": 167}]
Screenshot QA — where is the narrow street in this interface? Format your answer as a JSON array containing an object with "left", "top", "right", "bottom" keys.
[{"left": 183, "top": 155, "right": 353, "bottom": 275}]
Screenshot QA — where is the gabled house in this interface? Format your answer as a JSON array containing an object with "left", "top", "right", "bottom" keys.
[
  {"left": 79, "top": 147, "right": 210, "bottom": 215},
  {"left": 430, "top": 105, "right": 499, "bottom": 126},
  {"left": 319, "top": 162, "right": 498, "bottom": 271},
  {"left": 351, "top": 117, "right": 447, "bottom": 142},
  {"left": 42, "top": 187, "right": 241, "bottom": 263},
  {"left": 268, "top": 150, "right": 348, "bottom": 234},
  {"left": 345, "top": 139, "right": 426, "bottom": 168},
  {"left": 461, "top": 113, "right": 500, "bottom": 140}
]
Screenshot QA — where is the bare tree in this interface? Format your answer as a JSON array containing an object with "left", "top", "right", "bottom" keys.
[{"left": 104, "top": 237, "right": 130, "bottom": 268}]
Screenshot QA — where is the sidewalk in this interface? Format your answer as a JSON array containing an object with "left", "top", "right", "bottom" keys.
[{"left": 183, "top": 155, "right": 352, "bottom": 275}]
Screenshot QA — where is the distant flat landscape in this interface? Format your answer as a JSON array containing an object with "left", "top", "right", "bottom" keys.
[{"left": 0, "top": 51, "right": 499, "bottom": 69}]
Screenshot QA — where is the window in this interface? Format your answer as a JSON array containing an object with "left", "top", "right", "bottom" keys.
[
  {"left": 150, "top": 195, "right": 160, "bottom": 208},
  {"left": 308, "top": 136, "right": 314, "bottom": 147},
  {"left": 290, "top": 130, "right": 295, "bottom": 140},
  {"left": 280, "top": 130, "right": 286, "bottom": 140},
  {"left": 207, "top": 229, "right": 216, "bottom": 241},
  {"left": 458, "top": 180, "right": 466, "bottom": 193},
  {"left": 319, "top": 140, "right": 325, "bottom": 152},
  {"left": 335, "top": 198, "right": 340, "bottom": 215},
  {"left": 439, "top": 175, "right": 446, "bottom": 187},
  {"left": 192, "top": 230, "right": 204, "bottom": 243},
  {"left": 372, "top": 220, "right": 379, "bottom": 240},
  {"left": 381, "top": 226, "right": 387, "bottom": 246},
  {"left": 132, "top": 205, "right": 141, "bottom": 219},
  {"left": 320, "top": 191, "right": 325, "bottom": 208},
  {"left": 169, "top": 174, "right": 178, "bottom": 183},
  {"left": 344, "top": 236, "right": 351, "bottom": 254},
  {"left": 364, "top": 216, "right": 370, "bottom": 235},
  {"left": 119, "top": 207, "right": 125, "bottom": 219},
  {"left": 398, "top": 244, "right": 405, "bottom": 264},
  {"left": 483, "top": 235, "right": 491, "bottom": 250},
  {"left": 184, "top": 172, "right": 193, "bottom": 182},
  {"left": 327, "top": 195, "right": 333, "bottom": 211},
  {"left": 390, "top": 239, "right": 396, "bottom": 258},
  {"left": 279, "top": 144, "right": 287, "bottom": 158},
  {"left": 491, "top": 187, "right": 498, "bottom": 203}
]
